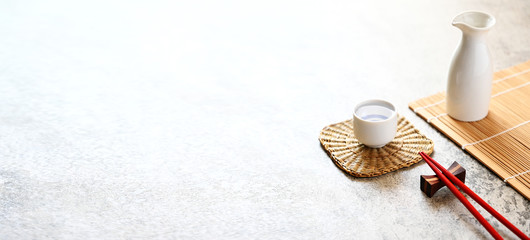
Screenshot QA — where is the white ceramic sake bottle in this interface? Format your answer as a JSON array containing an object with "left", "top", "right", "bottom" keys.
[{"left": 447, "top": 11, "right": 496, "bottom": 122}]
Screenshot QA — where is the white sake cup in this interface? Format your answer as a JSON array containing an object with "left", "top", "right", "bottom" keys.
[{"left": 353, "top": 99, "right": 398, "bottom": 148}]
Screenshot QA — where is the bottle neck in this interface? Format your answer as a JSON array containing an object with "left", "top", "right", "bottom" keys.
[{"left": 461, "top": 31, "right": 488, "bottom": 43}]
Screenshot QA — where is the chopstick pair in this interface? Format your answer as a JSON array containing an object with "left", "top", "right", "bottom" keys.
[{"left": 419, "top": 152, "right": 529, "bottom": 240}]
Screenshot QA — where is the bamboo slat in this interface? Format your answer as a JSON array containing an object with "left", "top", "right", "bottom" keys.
[{"left": 409, "top": 60, "right": 530, "bottom": 200}]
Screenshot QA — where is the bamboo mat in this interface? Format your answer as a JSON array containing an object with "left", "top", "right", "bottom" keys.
[{"left": 409, "top": 60, "right": 530, "bottom": 200}]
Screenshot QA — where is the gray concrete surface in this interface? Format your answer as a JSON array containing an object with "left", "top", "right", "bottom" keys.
[{"left": 0, "top": 0, "right": 529, "bottom": 239}]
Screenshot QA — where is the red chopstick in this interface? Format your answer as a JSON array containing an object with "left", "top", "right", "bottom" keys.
[
  {"left": 419, "top": 152, "right": 503, "bottom": 240},
  {"left": 420, "top": 152, "right": 530, "bottom": 240}
]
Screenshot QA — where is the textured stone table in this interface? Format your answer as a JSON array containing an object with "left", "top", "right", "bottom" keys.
[{"left": 0, "top": 0, "right": 529, "bottom": 239}]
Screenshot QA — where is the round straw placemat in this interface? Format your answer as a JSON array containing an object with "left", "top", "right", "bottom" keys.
[{"left": 319, "top": 115, "right": 433, "bottom": 177}]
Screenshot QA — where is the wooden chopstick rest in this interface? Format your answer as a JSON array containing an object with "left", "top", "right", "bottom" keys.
[{"left": 421, "top": 161, "right": 466, "bottom": 197}]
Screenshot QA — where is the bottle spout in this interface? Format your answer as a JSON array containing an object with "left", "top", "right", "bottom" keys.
[{"left": 452, "top": 11, "right": 495, "bottom": 32}]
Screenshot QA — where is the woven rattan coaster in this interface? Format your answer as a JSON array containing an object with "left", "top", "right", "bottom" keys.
[{"left": 319, "top": 115, "right": 434, "bottom": 177}]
